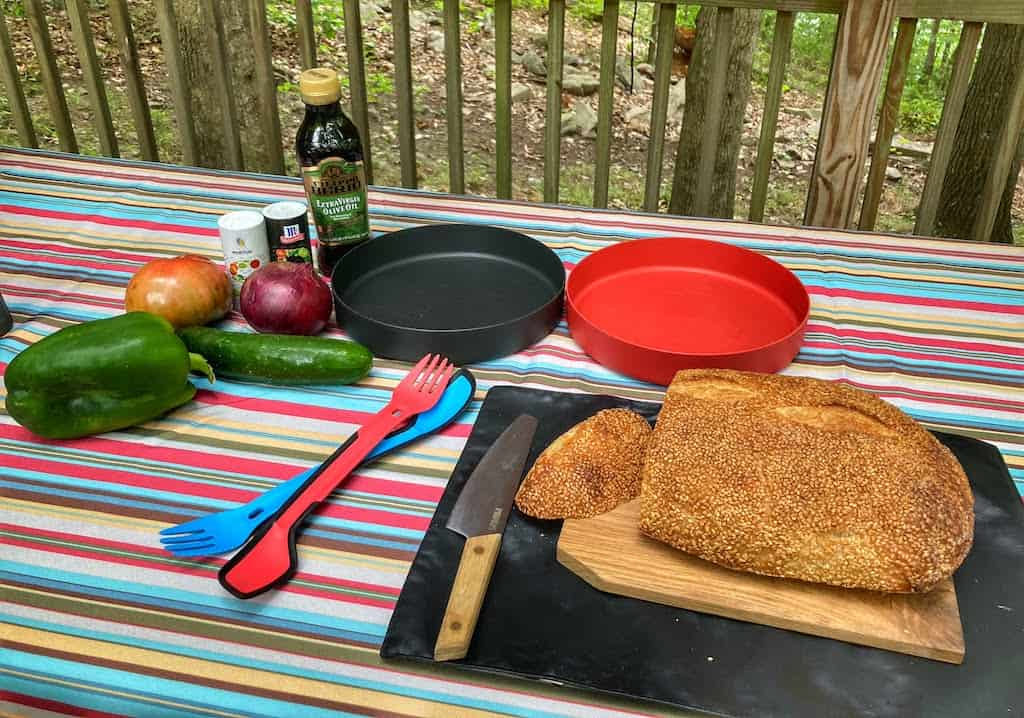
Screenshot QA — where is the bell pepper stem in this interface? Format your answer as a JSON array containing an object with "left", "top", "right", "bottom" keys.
[{"left": 189, "top": 352, "right": 215, "bottom": 383}]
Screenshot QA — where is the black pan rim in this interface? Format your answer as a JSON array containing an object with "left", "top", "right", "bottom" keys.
[{"left": 330, "top": 223, "right": 567, "bottom": 335}]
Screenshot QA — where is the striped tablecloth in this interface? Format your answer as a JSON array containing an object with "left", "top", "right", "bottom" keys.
[{"left": 1, "top": 147, "right": 1021, "bottom": 718}]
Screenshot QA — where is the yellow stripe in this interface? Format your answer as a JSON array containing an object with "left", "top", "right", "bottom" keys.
[
  {"left": 2, "top": 624, "right": 503, "bottom": 717},
  {"left": 3, "top": 497, "right": 163, "bottom": 531},
  {"left": 0, "top": 668, "right": 244, "bottom": 717}
]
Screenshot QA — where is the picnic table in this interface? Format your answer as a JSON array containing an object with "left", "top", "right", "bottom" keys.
[{"left": 1, "top": 147, "right": 1022, "bottom": 717}]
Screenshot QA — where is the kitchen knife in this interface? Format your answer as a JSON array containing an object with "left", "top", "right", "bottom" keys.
[{"left": 434, "top": 414, "right": 538, "bottom": 662}]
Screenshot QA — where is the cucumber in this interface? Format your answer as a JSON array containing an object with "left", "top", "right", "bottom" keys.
[{"left": 178, "top": 326, "right": 372, "bottom": 386}]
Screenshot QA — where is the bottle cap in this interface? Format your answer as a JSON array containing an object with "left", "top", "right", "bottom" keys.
[{"left": 299, "top": 68, "right": 342, "bottom": 105}]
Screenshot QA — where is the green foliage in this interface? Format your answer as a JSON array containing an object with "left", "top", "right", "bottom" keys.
[
  {"left": 314, "top": 1, "right": 346, "bottom": 40},
  {"left": 367, "top": 71, "right": 394, "bottom": 101},
  {"left": 266, "top": 0, "right": 297, "bottom": 29},
  {"left": 899, "top": 88, "right": 943, "bottom": 135}
]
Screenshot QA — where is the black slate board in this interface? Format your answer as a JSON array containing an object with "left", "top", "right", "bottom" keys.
[{"left": 381, "top": 386, "right": 1024, "bottom": 717}]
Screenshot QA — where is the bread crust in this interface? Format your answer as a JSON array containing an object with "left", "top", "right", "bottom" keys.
[
  {"left": 639, "top": 369, "right": 974, "bottom": 593},
  {"left": 515, "top": 408, "right": 651, "bottom": 519}
]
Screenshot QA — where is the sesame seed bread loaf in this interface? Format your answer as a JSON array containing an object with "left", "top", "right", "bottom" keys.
[
  {"left": 639, "top": 369, "right": 974, "bottom": 593},
  {"left": 515, "top": 408, "right": 652, "bottom": 519}
]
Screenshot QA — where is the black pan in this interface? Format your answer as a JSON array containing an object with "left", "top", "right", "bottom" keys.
[{"left": 331, "top": 224, "right": 565, "bottom": 364}]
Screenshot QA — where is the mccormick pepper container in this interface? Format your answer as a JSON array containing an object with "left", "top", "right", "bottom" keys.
[
  {"left": 296, "top": 67, "right": 371, "bottom": 278},
  {"left": 262, "top": 201, "right": 313, "bottom": 266}
]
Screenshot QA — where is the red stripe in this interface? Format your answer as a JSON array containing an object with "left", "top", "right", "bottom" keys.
[
  {"left": 0, "top": 204, "right": 216, "bottom": 237},
  {"left": 3, "top": 533, "right": 396, "bottom": 608},
  {"left": 0, "top": 286, "right": 125, "bottom": 309},
  {"left": 0, "top": 424, "right": 302, "bottom": 478},
  {"left": 0, "top": 248, "right": 138, "bottom": 274},
  {"left": 801, "top": 340, "right": 1023, "bottom": 371},
  {"left": 192, "top": 390, "right": 474, "bottom": 439},
  {"left": 805, "top": 284, "right": 1024, "bottom": 315},
  {"left": 0, "top": 690, "right": 130, "bottom": 718},
  {"left": 0, "top": 453, "right": 445, "bottom": 506},
  {"left": 2, "top": 237, "right": 161, "bottom": 264},
  {"left": 0, "top": 157, "right": 305, "bottom": 197},
  {"left": 806, "top": 323, "right": 1023, "bottom": 355}
]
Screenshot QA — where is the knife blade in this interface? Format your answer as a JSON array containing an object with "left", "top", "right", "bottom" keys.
[{"left": 434, "top": 414, "right": 538, "bottom": 661}]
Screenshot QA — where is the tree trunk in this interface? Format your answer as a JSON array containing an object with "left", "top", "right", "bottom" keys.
[
  {"left": 935, "top": 24, "right": 1024, "bottom": 244},
  {"left": 921, "top": 18, "right": 940, "bottom": 78},
  {"left": 668, "top": 7, "right": 762, "bottom": 218},
  {"left": 175, "top": 0, "right": 278, "bottom": 172}
]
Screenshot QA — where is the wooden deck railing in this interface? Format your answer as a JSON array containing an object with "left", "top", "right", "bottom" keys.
[{"left": 1, "top": 1, "right": 1023, "bottom": 239}]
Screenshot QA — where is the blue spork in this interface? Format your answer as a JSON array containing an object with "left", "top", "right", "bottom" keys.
[{"left": 159, "top": 369, "right": 475, "bottom": 557}]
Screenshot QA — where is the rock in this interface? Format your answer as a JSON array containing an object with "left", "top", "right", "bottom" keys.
[
  {"left": 426, "top": 29, "right": 445, "bottom": 53},
  {"left": 777, "top": 156, "right": 796, "bottom": 171},
  {"left": 530, "top": 32, "right": 547, "bottom": 49},
  {"left": 519, "top": 49, "right": 547, "bottom": 77},
  {"left": 625, "top": 103, "right": 650, "bottom": 131},
  {"left": 615, "top": 56, "right": 642, "bottom": 91},
  {"left": 667, "top": 78, "right": 686, "bottom": 119},
  {"left": 409, "top": 9, "right": 429, "bottom": 31},
  {"left": 360, "top": 0, "right": 382, "bottom": 24},
  {"left": 511, "top": 82, "right": 532, "bottom": 103},
  {"left": 428, "top": 14, "right": 442, "bottom": 25},
  {"left": 637, "top": 62, "right": 655, "bottom": 78},
  {"left": 561, "top": 100, "right": 598, "bottom": 137},
  {"left": 885, "top": 165, "right": 903, "bottom": 181},
  {"left": 891, "top": 135, "right": 932, "bottom": 160},
  {"left": 562, "top": 72, "right": 600, "bottom": 96},
  {"left": 564, "top": 52, "right": 584, "bottom": 67},
  {"left": 781, "top": 106, "right": 819, "bottom": 121}
]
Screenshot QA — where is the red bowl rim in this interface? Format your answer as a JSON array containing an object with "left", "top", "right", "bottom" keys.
[{"left": 566, "top": 235, "right": 811, "bottom": 359}]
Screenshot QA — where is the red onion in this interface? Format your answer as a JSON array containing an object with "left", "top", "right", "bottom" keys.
[{"left": 240, "top": 262, "right": 333, "bottom": 335}]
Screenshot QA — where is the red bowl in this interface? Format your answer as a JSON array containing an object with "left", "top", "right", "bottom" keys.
[{"left": 566, "top": 236, "right": 810, "bottom": 385}]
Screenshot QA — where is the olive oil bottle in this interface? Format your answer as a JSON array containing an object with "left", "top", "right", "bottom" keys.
[{"left": 296, "top": 68, "right": 370, "bottom": 277}]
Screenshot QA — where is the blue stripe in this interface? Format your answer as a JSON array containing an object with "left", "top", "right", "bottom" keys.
[{"left": 0, "top": 567, "right": 388, "bottom": 642}]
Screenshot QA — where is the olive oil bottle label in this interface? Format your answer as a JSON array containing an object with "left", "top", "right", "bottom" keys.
[{"left": 301, "top": 157, "right": 370, "bottom": 246}]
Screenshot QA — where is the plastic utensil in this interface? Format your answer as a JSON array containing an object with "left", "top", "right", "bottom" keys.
[
  {"left": 160, "top": 369, "right": 475, "bottom": 557},
  {"left": 219, "top": 354, "right": 454, "bottom": 599}
]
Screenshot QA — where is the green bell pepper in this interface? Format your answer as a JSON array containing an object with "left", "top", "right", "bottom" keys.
[{"left": 4, "top": 311, "right": 214, "bottom": 439}]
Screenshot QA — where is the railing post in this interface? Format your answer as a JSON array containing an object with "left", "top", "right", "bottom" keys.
[
  {"left": 593, "top": 0, "right": 620, "bottom": 208},
  {"left": 25, "top": 0, "right": 77, "bottom": 153},
  {"left": 343, "top": 0, "right": 373, "bottom": 183},
  {"left": 642, "top": 0, "right": 677, "bottom": 212},
  {"left": 443, "top": 0, "right": 465, "bottom": 194},
  {"left": 543, "top": 0, "right": 566, "bottom": 203},
  {"left": 393, "top": 0, "right": 418, "bottom": 188},
  {"left": 805, "top": 0, "right": 895, "bottom": 228},
  {"left": 0, "top": 6, "right": 36, "bottom": 148},
  {"left": 859, "top": 16, "right": 917, "bottom": 231},
  {"left": 110, "top": 0, "right": 159, "bottom": 161},
  {"left": 66, "top": 0, "right": 119, "bottom": 157},
  {"left": 154, "top": 0, "right": 198, "bottom": 165},
  {"left": 749, "top": 10, "right": 795, "bottom": 223},
  {"left": 494, "top": 0, "right": 512, "bottom": 199}
]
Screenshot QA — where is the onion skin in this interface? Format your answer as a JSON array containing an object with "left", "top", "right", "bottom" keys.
[
  {"left": 124, "top": 254, "right": 232, "bottom": 329},
  {"left": 240, "top": 262, "right": 333, "bottom": 335}
]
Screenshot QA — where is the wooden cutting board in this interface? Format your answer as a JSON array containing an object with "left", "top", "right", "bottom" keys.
[{"left": 557, "top": 499, "right": 965, "bottom": 664}]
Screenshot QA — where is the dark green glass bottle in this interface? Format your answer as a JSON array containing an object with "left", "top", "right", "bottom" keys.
[{"left": 296, "top": 67, "right": 370, "bottom": 277}]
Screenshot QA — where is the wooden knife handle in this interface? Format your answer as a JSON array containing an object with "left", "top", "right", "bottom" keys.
[{"left": 434, "top": 533, "right": 502, "bottom": 661}]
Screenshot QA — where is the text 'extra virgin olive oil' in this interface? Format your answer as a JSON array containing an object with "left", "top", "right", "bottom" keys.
[{"left": 296, "top": 68, "right": 370, "bottom": 278}]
